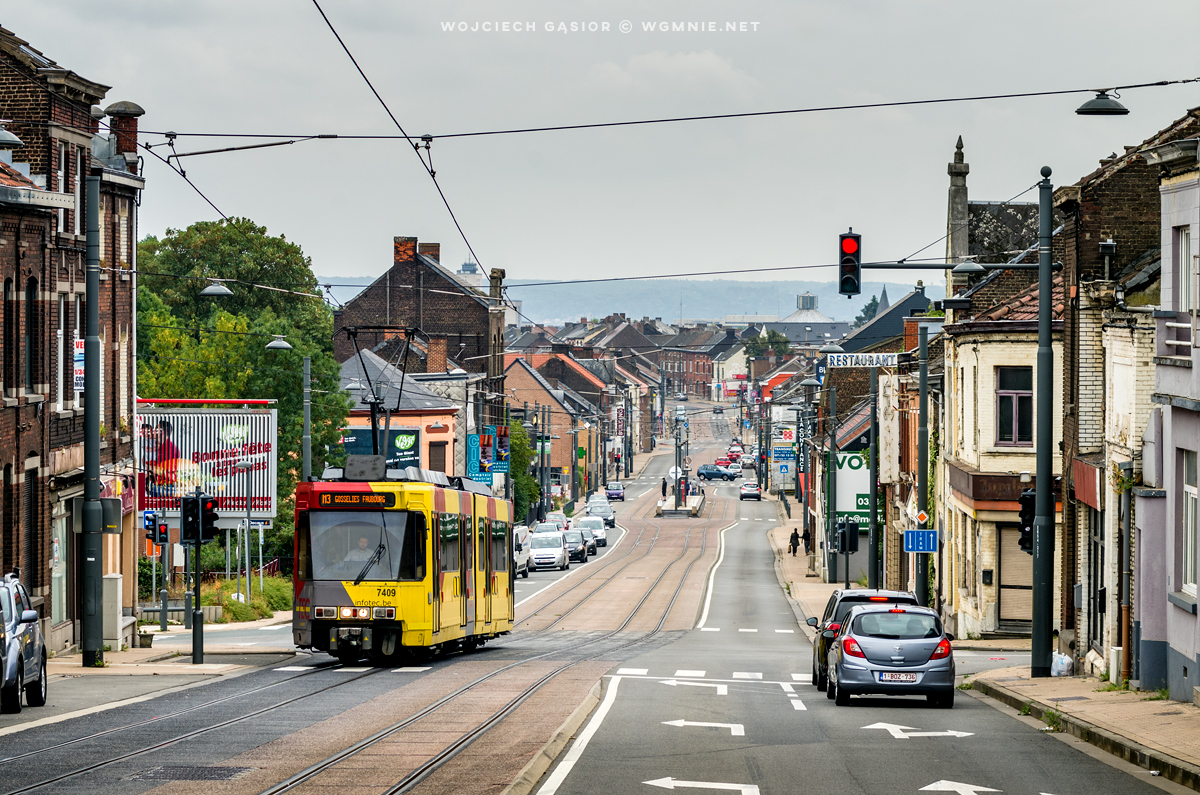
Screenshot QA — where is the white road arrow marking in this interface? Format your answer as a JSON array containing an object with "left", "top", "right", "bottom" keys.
[
  {"left": 863, "top": 722, "right": 974, "bottom": 739},
  {"left": 918, "top": 781, "right": 1000, "bottom": 794},
  {"left": 661, "top": 719, "right": 745, "bottom": 736},
  {"left": 644, "top": 777, "right": 760, "bottom": 794},
  {"left": 659, "top": 679, "right": 729, "bottom": 695}
]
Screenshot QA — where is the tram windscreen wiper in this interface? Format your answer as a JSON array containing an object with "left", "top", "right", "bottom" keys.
[{"left": 353, "top": 525, "right": 387, "bottom": 586}]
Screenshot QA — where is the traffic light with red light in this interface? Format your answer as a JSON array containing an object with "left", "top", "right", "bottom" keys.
[
  {"left": 200, "top": 495, "right": 220, "bottom": 543},
  {"left": 1018, "top": 489, "right": 1036, "bottom": 554},
  {"left": 839, "top": 230, "right": 862, "bottom": 297},
  {"left": 155, "top": 522, "right": 170, "bottom": 545}
]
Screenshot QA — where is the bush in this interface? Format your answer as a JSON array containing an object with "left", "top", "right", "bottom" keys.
[{"left": 201, "top": 575, "right": 292, "bottom": 621}]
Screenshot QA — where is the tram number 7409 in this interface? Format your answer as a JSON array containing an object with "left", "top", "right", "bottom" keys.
[{"left": 377, "top": 588, "right": 397, "bottom": 598}]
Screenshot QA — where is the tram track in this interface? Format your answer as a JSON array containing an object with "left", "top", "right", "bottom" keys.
[{"left": 258, "top": 496, "right": 727, "bottom": 795}]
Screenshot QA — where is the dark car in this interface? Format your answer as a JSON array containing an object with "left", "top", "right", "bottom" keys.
[
  {"left": 586, "top": 499, "right": 616, "bottom": 527},
  {"left": 579, "top": 528, "right": 598, "bottom": 555},
  {"left": 1, "top": 573, "right": 48, "bottom": 713},
  {"left": 698, "top": 464, "right": 736, "bottom": 481},
  {"left": 605, "top": 483, "right": 625, "bottom": 501},
  {"left": 712, "top": 405, "right": 724, "bottom": 414},
  {"left": 563, "top": 530, "right": 588, "bottom": 563},
  {"left": 807, "top": 588, "right": 919, "bottom": 691},
  {"left": 825, "top": 604, "right": 956, "bottom": 708}
]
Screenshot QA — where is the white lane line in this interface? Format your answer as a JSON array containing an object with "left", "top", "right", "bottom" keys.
[
  {"left": 276, "top": 666, "right": 312, "bottom": 671},
  {"left": 257, "top": 625, "right": 289, "bottom": 631},
  {"left": 791, "top": 699, "right": 807, "bottom": 711},
  {"left": 392, "top": 666, "right": 431, "bottom": 672},
  {"left": 535, "top": 676, "right": 623, "bottom": 795},
  {"left": 775, "top": 629, "right": 795, "bottom": 633},
  {"left": 732, "top": 672, "right": 763, "bottom": 680},
  {"left": 791, "top": 673, "right": 811, "bottom": 681},
  {"left": 738, "top": 628, "right": 758, "bottom": 633},
  {"left": 695, "top": 520, "right": 738, "bottom": 629},
  {"left": 700, "top": 627, "right": 721, "bottom": 632},
  {"left": 617, "top": 668, "right": 648, "bottom": 675},
  {"left": 674, "top": 669, "right": 705, "bottom": 677}
]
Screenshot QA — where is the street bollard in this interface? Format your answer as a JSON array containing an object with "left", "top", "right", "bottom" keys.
[
  {"left": 159, "top": 587, "right": 169, "bottom": 632},
  {"left": 183, "top": 591, "right": 192, "bottom": 629},
  {"left": 192, "top": 608, "right": 204, "bottom": 665}
]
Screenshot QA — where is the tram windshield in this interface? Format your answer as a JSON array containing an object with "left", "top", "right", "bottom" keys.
[{"left": 306, "top": 510, "right": 422, "bottom": 582}]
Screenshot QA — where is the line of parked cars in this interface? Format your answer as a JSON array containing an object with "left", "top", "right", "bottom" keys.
[
  {"left": 808, "top": 588, "right": 956, "bottom": 708},
  {"left": 513, "top": 495, "right": 618, "bottom": 575}
]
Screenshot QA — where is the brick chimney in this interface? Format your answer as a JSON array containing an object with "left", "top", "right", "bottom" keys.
[
  {"left": 103, "top": 101, "right": 145, "bottom": 175},
  {"left": 394, "top": 236, "right": 417, "bottom": 263},
  {"left": 418, "top": 242, "right": 440, "bottom": 262},
  {"left": 427, "top": 336, "right": 448, "bottom": 373}
]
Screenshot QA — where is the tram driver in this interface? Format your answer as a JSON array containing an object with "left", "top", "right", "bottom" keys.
[{"left": 343, "top": 535, "right": 375, "bottom": 562}]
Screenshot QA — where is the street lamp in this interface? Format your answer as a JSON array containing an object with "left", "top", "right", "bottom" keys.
[
  {"left": 1076, "top": 90, "right": 1129, "bottom": 116},
  {"left": 199, "top": 281, "right": 234, "bottom": 297},
  {"left": 265, "top": 335, "right": 292, "bottom": 350}
]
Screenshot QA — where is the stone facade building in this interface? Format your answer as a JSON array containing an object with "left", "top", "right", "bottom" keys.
[{"left": 0, "top": 26, "right": 144, "bottom": 653}]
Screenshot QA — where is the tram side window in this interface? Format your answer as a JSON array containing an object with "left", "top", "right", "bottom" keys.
[
  {"left": 399, "top": 512, "right": 426, "bottom": 581},
  {"left": 439, "top": 513, "right": 459, "bottom": 573},
  {"left": 478, "top": 517, "right": 489, "bottom": 571},
  {"left": 297, "top": 512, "right": 313, "bottom": 580},
  {"left": 492, "top": 520, "right": 508, "bottom": 573},
  {"left": 306, "top": 510, "right": 419, "bottom": 581}
]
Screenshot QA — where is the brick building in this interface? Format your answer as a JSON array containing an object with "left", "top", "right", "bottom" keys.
[{"left": 0, "top": 27, "right": 144, "bottom": 653}]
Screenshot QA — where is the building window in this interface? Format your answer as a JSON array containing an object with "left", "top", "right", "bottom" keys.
[
  {"left": 23, "top": 466, "right": 38, "bottom": 588},
  {"left": 24, "top": 278, "right": 38, "bottom": 392},
  {"left": 995, "top": 366, "right": 1033, "bottom": 446},
  {"left": 74, "top": 149, "right": 83, "bottom": 236},
  {"left": 57, "top": 142, "right": 65, "bottom": 232},
  {"left": 1178, "top": 226, "right": 1194, "bottom": 314},
  {"left": 2, "top": 279, "right": 11, "bottom": 394},
  {"left": 1184, "top": 450, "right": 1198, "bottom": 596},
  {"left": 56, "top": 294, "right": 65, "bottom": 411}
]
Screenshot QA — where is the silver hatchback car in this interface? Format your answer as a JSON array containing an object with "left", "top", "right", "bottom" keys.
[{"left": 825, "top": 604, "right": 955, "bottom": 708}]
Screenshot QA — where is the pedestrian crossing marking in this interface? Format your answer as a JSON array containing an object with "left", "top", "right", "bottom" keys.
[
  {"left": 732, "top": 672, "right": 762, "bottom": 679},
  {"left": 791, "top": 699, "right": 807, "bottom": 710},
  {"left": 392, "top": 666, "right": 431, "bottom": 672},
  {"left": 338, "top": 666, "right": 372, "bottom": 672},
  {"left": 775, "top": 629, "right": 795, "bottom": 633},
  {"left": 276, "top": 666, "right": 312, "bottom": 671},
  {"left": 791, "top": 674, "right": 813, "bottom": 682},
  {"left": 738, "top": 628, "right": 758, "bottom": 633},
  {"left": 618, "top": 668, "right": 649, "bottom": 675},
  {"left": 700, "top": 627, "right": 721, "bottom": 632},
  {"left": 674, "top": 670, "right": 706, "bottom": 677}
]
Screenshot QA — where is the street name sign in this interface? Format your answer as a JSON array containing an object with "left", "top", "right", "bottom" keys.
[
  {"left": 827, "top": 352, "right": 899, "bottom": 368},
  {"left": 904, "top": 529, "right": 938, "bottom": 553}
]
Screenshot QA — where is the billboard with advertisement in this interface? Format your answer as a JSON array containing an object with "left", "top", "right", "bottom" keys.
[
  {"left": 829, "top": 450, "right": 882, "bottom": 526},
  {"left": 466, "top": 433, "right": 493, "bottom": 484},
  {"left": 493, "top": 424, "right": 510, "bottom": 473},
  {"left": 137, "top": 409, "right": 278, "bottom": 518},
  {"left": 339, "top": 426, "right": 421, "bottom": 469}
]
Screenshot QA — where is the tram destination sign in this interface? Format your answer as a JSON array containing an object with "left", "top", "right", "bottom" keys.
[
  {"left": 316, "top": 491, "right": 397, "bottom": 509},
  {"left": 827, "top": 352, "right": 898, "bottom": 368}
]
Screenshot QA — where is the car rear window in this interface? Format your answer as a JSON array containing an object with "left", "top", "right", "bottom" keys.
[
  {"left": 834, "top": 595, "right": 917, "bottom": 623},
  {"left": 564, "top": 531, "right": 583, "bottom": 543},
  {"left": 853, "top": 611, "right": 941, "bottom": 640}
]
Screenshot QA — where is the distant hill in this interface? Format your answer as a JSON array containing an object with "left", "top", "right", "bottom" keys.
[{"left": 315, "top": 274, "right": 939, "bottom": 326}]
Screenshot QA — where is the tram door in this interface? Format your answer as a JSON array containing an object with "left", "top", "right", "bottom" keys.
[
  {"left": 431, "top": 512, "right": 441, "bottom": 634},
  {"left": 460, "top": 512, "right": 473, "bottom": 630},
  {"left": 479, "top": 517, "right": 493, "bottom": 625}
]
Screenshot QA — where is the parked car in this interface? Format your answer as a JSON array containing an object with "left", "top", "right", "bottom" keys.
[
  {"left": 605, "top": 482, "right": 626, "bottom": 501},
  {"left": 574, "top": 516, "right": 607, "bottom": 546},
  {"left": 532, "top": 522, "right": 562, "bottom": 534},
  {"left": 675, "top": 393, "right": 689, "bottom": 401},
  {"left": 1, "top": 573, "right": 48, "bottom": 713},
  {"left": 712, "top": 405, "right": 724, "bottom": 414},
  {"left": 579, "top": 528, "right": 598, "bottom": 555},
  {"left": 739, "top": 482, "right": 762, "bottom": 500},
  {"left": 698, "top": 464, "right": 737, "bottom": 481},
  {"left": 563, "top": 530, "right": 588, "bottom": 563},
  {"left": 806, "top": 588, "right": 920, "bottom": 691},
  {"left": 528, "top": 532, "right": 569, "bottom": 571},
  {"left": 546, "top": 511, "right": 569, "bottom": 531},
  {"left": 825, "top": 604, "right": 956, "bottom": 708},
  {"left": 513, "top": 527, "right": 531, "bottom": 579},
  {"left": 586, "top": 499, "right": 616, "bottom": 527}
]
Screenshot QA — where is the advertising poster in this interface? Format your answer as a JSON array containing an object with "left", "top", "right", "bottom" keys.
[
  {"left": 828, "top": 450, "right": 882, "bottom": 526},
  {"left": 340, "top": 426, "right": 421, "bottom": 469},
  {"left": 466, "top": 433, "right": 493, "bottom": 484},
  {"left": 493, "top": 423, "right": 510, "bottom": 473},
  {"left": 137, "top": 409, "right": 278, "bottom": 518}
]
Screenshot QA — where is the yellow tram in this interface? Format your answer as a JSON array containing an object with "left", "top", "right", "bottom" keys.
[{"left": 292, "top": 457, "right": 513, "bottom": 664}]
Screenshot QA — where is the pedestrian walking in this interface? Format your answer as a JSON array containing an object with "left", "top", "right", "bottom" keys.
[
  {"left": 789, "top": 529, "right": 801, "bottom": 557},
  {"left": 801, "top": 527, "right": 813, "bottom": 555},
  {"left": 661, "top": 477, "right": 667, "bottom": 498}
]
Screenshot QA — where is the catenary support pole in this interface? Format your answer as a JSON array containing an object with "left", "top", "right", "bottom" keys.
[
  {"left": 917, "top": 325, "right": 929, "bottom": 607},
  {"left": 81, "top": 175, "right": 103, "bottom": 667},
  {"left": 1032, "top": 166, "right": 1055, "bottom": 678},
  {"left": 827, "top": 385, "right": 838, "bottom": 584},
  {"left": 302, "top": 356, "right": 312, "bottom": 481},
  {"left": 869, "top": 366, "right": 880, "bottom": 590},
  {"left": 1120, "top": 460, "right": 1133, "bottom": 684}
]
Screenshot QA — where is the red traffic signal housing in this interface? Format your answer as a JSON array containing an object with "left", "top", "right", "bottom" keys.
[
  {"left": 200, "top": 496, "right": 221, "bottom": 543},
  {"left": 838, "top": 230, "right": 861, "bottom": 297}
]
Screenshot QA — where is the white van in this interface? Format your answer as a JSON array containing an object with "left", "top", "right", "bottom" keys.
[{"left": 513, "top": 525, "right": 531, "bottom": 579}]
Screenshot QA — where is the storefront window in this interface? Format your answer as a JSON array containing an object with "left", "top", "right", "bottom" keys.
[{"left": 51, "top": 516, "right": 69, "bottom": 625}]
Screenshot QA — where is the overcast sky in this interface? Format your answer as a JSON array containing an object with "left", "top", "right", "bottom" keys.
[{"left": 9, "top": 1, "right": 1200, "bottom": 297}]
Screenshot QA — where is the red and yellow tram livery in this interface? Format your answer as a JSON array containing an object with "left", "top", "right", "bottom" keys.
[{"left": 293, "top": 461, "right": 513, "bottom": 664}]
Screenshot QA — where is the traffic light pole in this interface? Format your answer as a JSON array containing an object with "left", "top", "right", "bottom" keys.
[
  {"left": 827, "top": 385, "right": 838, "bottom": 584},
  {"left": 192, "top": 486, "right": 204, "bottom": 665},
  {"left": 1032, "top": 167, "right": 1055, "bottom": 678},
  {"left": 868, "top": 366, "right": 880, "bottom": 590},
  {"left": 916, "top": 325, "right": 929, "bottom": 607}
]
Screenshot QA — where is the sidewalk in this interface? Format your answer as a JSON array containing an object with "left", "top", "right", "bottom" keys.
[
  {"left": 972, "top": 666, "right": 1200, "bottom": 790},
  {"left": 48, "top": 610, "right": 294, "bottom": 677}
]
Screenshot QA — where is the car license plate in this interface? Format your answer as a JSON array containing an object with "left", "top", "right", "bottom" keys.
[{"left": 879, "top": 672, "right": 917, "bottom": 682}]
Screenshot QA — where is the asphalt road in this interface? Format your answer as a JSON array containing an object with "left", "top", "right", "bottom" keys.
[{"left": 534, "top": 478, "right": 1173, "bottom": 795}]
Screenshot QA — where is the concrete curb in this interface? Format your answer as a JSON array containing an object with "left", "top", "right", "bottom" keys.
[
  {"left": 500, "top": 678, "right": 603, "bottom": 795},
  {"left": 766, "top": 527, "right": 818, "bottom": 643},
  {"left": 951, "top": 645, "right": 1030, "bottom": 653},
  {"left": 972, "top": 677, "right": 1200, "bottom": 791}
]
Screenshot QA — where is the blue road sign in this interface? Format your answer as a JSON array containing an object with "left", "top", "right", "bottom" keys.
[
  {"left": 904, "top": 529, "right": 938, "bottom": 553},
  {"left": 779, "top": 464, "right": 789, "bottom": 474}
]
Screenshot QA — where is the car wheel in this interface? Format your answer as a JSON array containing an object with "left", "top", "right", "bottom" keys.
[
  {"left": 1, "top": 665, "right": 22, "bottom": 713},
  {"left": 522, "top": 567, "right": 529, "bottom": 579},
  {"left": 26, "top": 654, "right": 47, "bottom": 707},
  {"left": 929, "top": 690, "right": 955, "bottom": 709},
  {"left": 816, "top": 663, "right": 828, "bottom": 692},
  {"left": 825, "top": 673, "right": 837, "bottom": 700},
  {"left": 835, "top": 680, "right": 851, "bottom": 706}
]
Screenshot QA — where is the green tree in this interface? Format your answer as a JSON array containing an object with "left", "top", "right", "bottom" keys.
[
  {"left": 136, "top": 221, "right": 351, "bottom": 558},
  {"left": 852, "top": 294, "right": 880, "bottom": 329},
  {"left": 508, "top": 419, "right": 540, "bottom": 524},
  {"left": 744, "top": 329, "right": 792, "bottom": 365}
]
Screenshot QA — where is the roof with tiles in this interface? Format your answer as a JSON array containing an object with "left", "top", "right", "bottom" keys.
[
  {"left": 973, "top": 273, "right": 1066, "bottom": 322},
  {"left": 0, "top": 160, "right": 38, "bottom": 190}
]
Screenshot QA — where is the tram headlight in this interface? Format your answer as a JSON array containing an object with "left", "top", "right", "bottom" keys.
[
  {"left": 356, "top": 607, "right": 370, "bottom": 619},
  {"left": 340, "top": 607, "right": 354, "bottom": 618}
]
